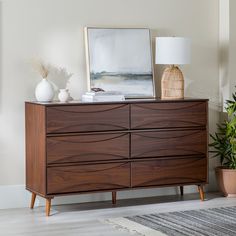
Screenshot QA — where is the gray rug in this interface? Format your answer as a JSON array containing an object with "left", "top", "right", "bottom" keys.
[
  {"left": 127, "top": 206, "right": 236, "bottom": 236},
  {"left": 106, "top": 206, "right": 236, "bottom": 236}
]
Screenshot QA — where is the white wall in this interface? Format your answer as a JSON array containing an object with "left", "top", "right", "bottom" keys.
[
  {"left": 0, "top": 0, "right": 220, "bottom": 208},
  {"left": 219, "top": 0, "right": 229, "bottom": 107},
  {"left": 219, "top": 0, "right": 236, "bottom": 103},
  {"left": 229, "top": 0, "right": 236, "bottom": 95}
]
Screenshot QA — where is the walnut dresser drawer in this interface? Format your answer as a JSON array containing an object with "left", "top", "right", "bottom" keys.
[
  {"left": 47, "top": 133, "right": 129, "bottom": 164},
  {"left": 131, "top": 129, "right": 207, "bottom": 159},
  {"left": 47, "top": 162, "right": 130, "bottom": 194},
  {"left": 131, "top": 157, "right": 207, "bottom": 187},
  {"left": 46, "top": 104, "right": 129, "bottom": 133},
  {"left": 131, "top": 102, "right": 207, "bottom": 129}
]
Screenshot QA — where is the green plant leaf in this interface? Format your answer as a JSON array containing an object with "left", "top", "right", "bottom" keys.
[{"left": 209, "top": 90, "right": 236, "bottom": 169}]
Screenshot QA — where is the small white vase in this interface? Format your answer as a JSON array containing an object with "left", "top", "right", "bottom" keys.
[
  {"left": 35, "top": 78, "right": 54, "bottom": 102},
  {"left": 58, "top": 89, "right": 70, "bottom": 102}
]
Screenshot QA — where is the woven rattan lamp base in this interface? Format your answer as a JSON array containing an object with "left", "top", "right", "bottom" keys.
[{"left": 161, "top": 65, "right": 184, "bottom": 99}]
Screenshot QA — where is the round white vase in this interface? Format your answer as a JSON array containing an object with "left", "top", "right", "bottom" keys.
[
  {"left": 58, "top": 89, "right": 70, "bottom": 102},
  {"left": 35, "top": 78, "right": 54, "bottom": 102}
]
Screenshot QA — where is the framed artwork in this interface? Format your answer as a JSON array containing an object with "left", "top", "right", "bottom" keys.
[{"left": 84, "top": 27, "right": 155, "bottom": 98}]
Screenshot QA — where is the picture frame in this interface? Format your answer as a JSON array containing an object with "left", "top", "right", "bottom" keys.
[{"left": 84, "top": 27, "right": 155, "bottom": 98}]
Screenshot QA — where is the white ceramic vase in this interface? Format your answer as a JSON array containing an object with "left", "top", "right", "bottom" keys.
[
  {"left": 58, "top": 89, "right": 70, "bottom": 102},
  {"left": 35, "top": 78, "right": 54, "bottom": 102}
]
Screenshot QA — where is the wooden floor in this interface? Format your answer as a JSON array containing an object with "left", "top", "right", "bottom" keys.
[{"left": 1, "top": 192, "right": 236, "bottom": 236}]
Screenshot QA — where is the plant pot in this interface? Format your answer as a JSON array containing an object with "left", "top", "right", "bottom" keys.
[{"left": 215, "top": 167, "right": 236, "bottom": 197}]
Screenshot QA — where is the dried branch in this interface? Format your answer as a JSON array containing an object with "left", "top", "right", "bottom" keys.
[{"left": 31, "top": 59, "right": 49, "bottom": 78}]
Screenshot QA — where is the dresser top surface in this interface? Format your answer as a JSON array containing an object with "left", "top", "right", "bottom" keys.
[{"left": 25, "top": 98, "right": 208, "bottom": 106}]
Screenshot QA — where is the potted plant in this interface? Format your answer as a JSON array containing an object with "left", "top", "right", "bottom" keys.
[{"left": 210, "top": 90, "right": 236, "bottom": 197}]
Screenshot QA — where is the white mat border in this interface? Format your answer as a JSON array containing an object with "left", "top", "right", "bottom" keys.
[{"left": 103, "top": 217, "right": 167, "bottom": 236}]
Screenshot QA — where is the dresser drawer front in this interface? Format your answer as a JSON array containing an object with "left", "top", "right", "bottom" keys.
[
  {"left": 46, "top": 104, "right": 129, "bottom": 133},
  {"left": 47, "top": 162, "right": 130, "bottom": 194},
  {"left": 131, "top": 157, "right": 207, "bottom": 187},
  {"left": 131, "top": 102, "right": 207, "bottom": 129},
  {"left": 47, "top": 133, "right": 129, "bottom": 164},
  {"left": 131, "top": 130, "right": 207, "bottom": 158}
]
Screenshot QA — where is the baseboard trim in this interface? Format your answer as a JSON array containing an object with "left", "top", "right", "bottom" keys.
[{"left": 0, "top": 185, "right": 204, "bottom": 210}]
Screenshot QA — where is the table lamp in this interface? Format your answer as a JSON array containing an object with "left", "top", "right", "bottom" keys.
[{"left": 155, "top": 37, "right": 191, "bottom": 99}]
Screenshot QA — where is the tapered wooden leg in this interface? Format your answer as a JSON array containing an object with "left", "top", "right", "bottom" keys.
[
  {"left": 198, "top": 185, "right": 205, "bottom": 201},
  {"left": 46, "top": 198, "right": 52, "bottom": 216},
  {"left": 180, "top": 186, "right": 184, "bottom": 196},
  {"left": 30, "top": 193, "right": 36, "bottom": 209},
  {"left": 112, "top": 191, "right": 117, "bottom": 205}
]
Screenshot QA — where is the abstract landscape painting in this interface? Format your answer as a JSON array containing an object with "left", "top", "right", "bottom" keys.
[{"left": 85, "top": 28, "right": 155, "bottom": 98}]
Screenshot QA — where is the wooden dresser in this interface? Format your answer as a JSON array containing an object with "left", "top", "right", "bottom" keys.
[{"left": 25, "top": 98, "right": 208, "bottom": 216}]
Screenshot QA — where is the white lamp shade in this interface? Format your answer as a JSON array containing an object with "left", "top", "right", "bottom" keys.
[{"left": 155, "top": 37, "right": 191, "bottom": 65}]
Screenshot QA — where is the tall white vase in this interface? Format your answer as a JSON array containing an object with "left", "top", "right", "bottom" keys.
[{"left": 35, "top": 78, "right": 54, "bottom": 102}]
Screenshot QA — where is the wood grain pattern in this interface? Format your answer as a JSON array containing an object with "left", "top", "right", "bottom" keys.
[
  {"left": 25, "top": 103, "right": 46, "bottom": 196},
  {"left": 47, "top": 162, "right": 130, "bottom": 194},
  {"left": 131, "top": 129, "right": 207, "bottom": 158},
  {"left": 46, "top": 104, "right": 129, "bottom": 133},
  {"left": 25, "top": 99, "right": 209, "bottom": 213},
  {"left": 47, "top": 133, "right": 129, "bottom": 164},
  {"left": 131, "top": 102, "right": 207, "bottom": 129},
  {"left": 131, "top": 157, "right": 207, "bottom": 187}
]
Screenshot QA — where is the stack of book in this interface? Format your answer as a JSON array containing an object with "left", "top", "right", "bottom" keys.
[{"left": 82, "top": 91, "right": 125, "bottom": 102}]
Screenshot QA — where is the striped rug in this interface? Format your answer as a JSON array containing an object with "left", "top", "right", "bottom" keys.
[{"left": 105, "top": 206, "right": 236, "bottom": 236}]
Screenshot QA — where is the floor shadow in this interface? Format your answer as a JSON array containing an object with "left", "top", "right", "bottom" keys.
[{"left": 51, "top": 192, "right": 222, "bottom": 214}]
